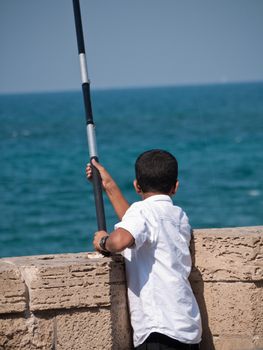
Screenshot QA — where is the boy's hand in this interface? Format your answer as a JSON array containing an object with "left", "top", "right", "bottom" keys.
[
  {"left": 93, "top": 230, "right": 110, "bottom": 252},
  {"left": 86, "top": 158, "right": 130, "bottom": 220},
  {"left": 86, "top": 159, "right": 115, "bottom": 192}
]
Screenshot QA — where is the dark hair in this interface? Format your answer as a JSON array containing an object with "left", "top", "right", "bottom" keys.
[{"left": 135, "top": 149, "right": 178, "bottom": 194}]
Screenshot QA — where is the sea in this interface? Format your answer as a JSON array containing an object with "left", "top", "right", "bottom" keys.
[{"left": 0, "top": 82, "right": 262, "bottom": 258}]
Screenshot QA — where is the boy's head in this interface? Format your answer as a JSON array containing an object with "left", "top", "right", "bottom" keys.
[{"left": 135, "top": 149, "right": 178, "bottom": 195}]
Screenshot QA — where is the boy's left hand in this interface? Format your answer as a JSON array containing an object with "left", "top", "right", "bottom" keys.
[{"left": 93, "top": 230, "right": 110, "bottom": 252}]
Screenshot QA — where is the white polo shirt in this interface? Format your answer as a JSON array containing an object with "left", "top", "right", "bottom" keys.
[{"left": 115, "top": 195, "right": 202, "bottom": 348}]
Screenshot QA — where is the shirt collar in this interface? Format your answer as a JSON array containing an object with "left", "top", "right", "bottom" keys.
[{"left": 143, "top": 194, "right": 173, "bottom": 204}]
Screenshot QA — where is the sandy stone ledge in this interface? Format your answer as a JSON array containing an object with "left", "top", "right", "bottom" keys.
[
  {"left": 0, "top": 253, "right": 131, "bottom": 349},
  {"left": 0, "top": 226, "right": 262, "bottom": 350}
]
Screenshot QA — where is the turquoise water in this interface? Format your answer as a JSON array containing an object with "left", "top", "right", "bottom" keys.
[{"left": 0, "top": 83, "right": 262, "bottom": 257}]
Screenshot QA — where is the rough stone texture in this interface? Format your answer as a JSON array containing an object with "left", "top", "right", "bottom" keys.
[
  {"left": 110, "top": 283, "right": 133, "bottom": 349},
  {"left": 0, "top": 252, "right": 130, "bottom": 350},
  {"left": 107, "top": 255, "right": 133, "bottom": 349},
  {"left": 0, "top": 314, "right": 53, "bottom": 350},
  {"left": 0, "top": 262, "right": 26, "bottom": 314},
  {"left": 0, "top": 226, "right": 262, "bottom": 350},
  {"left": 190, "top": 226, "right": 263, "bottom": 282},
  {"left": 3, "top": 253, "right": 113, "bottom": 311},
  {"left": 55, "top": 308, "right": 112, "bottom": 350},
  {"left": 189, "top": 226, "right": 263, "bottom": 350},
  {"left": 192, "top": 281, "right": 263, "bottom": 350},
  {"left": 213, "top": 335, "right": 263, "bottom": 350}
]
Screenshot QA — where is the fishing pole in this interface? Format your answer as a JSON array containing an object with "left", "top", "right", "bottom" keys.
[{"left": 72, "top": 0, "right": 107, "bottom": 238}]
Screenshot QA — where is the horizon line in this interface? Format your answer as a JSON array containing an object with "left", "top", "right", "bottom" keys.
[{"left": 1, "top": 79, "right": 263, "bottom": 96}]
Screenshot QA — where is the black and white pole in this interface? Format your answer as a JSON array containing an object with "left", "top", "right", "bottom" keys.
[{"left": 72, "top": 0, "right": 107, "bottom": 232}]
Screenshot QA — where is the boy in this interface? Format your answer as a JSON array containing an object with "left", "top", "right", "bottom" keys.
[{"left": 86, "top": 149, "right": 202, "bottom": 349}]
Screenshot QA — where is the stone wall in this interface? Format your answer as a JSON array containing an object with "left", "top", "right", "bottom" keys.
[
  {"left": 190, "top": 226, "right": 263, "bottom": 350},
  {"left": 0, "top": 226, "right": 262, "bottom": 350}
]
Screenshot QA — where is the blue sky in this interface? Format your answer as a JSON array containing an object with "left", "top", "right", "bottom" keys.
[{"left": 1, "top": 0, "right": 263, "bottom": 93}]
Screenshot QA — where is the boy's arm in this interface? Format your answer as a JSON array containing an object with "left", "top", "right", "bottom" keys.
[
  {"left": 93, "top": 229, "right": 135, "bottom": 253},
  {"left": 86, "top": 159, "right": 130, "bottom": 220},
  {"left": 103, "top": 180, "right": 130, "bottom": 221}
]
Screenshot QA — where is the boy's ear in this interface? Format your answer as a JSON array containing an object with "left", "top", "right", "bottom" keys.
[
  {"left": 133, "top": 179, "right": 142, "bottom": 194},
  {"left": 170, "top": 180, "right": 179, "bottom": 195}
]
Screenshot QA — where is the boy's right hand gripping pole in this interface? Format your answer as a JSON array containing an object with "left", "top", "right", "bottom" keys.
[{"left": 72, "top": 0, "right": 108, "bottom": 252}]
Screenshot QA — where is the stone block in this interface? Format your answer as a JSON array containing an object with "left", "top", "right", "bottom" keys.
[
  {"left": 208, "top": 282, "right": 253, "bottom": 334},
  {"left": 108, "top": 254, "right": 127, "bottom": 284},
  {"left": 110, "top": 282, "right": 133, "bottom": 349},
  {"left": 0, "top": 262, "right": 26, "bottom": 314},
  {"left": 2, "top": 253, "right": 117, "bottom": 312},
  {"left": 191, "top": 226, "right": 263, "bottom": 282},
  {"left": 0, "top": 314, "right": 53, "bottom": 350},
  {"left": 212, "top": 335, "right": 263, "bottom": 350},
  {"left": 193, "top": 281, "right": 263, "bottom": 350},
  {"left": 55, "top": 308, "right": 112, "bottom": 350},
  {"left": 251, "top": 281, "right": 263, "bottom": 336}
]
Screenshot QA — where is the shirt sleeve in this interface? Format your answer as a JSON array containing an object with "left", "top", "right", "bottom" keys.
[
  {"left": 179, "top": 210, "right": 192, "bottom": 245},
  {"left": 114, "top": 202, "right": 147, "bottom": 250}
]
